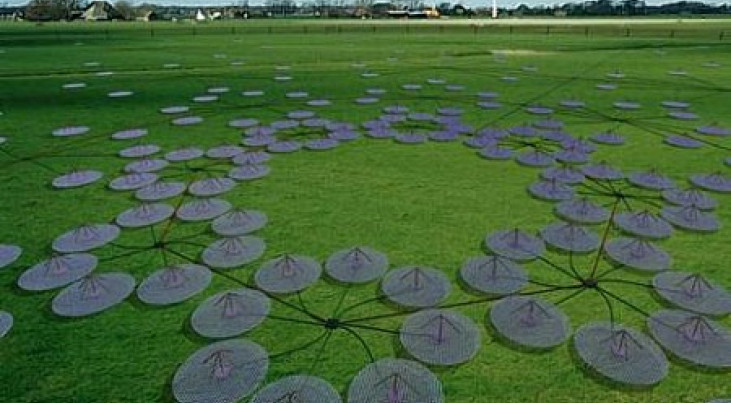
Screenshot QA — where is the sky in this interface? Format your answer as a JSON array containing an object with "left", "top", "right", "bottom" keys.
[{"left": 1, "top": 0, "right": 727, "bottom": 8}]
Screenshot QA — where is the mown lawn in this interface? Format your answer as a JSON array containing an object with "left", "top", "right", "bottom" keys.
[{"left": 0, "top": 20, "right": 729, "bottom": 403}]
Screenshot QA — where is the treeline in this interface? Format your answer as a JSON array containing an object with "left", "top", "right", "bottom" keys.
[{"left": 511, "top": 0, "right": 731, "bottom": 16}]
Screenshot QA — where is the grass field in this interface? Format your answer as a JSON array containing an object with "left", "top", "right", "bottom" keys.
[{"left": 0, "top": 19, "right": 729, "bottom": 403}]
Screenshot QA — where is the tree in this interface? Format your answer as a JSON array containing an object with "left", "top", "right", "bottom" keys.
[{"left": 114, "top": 0, "right": 134, "bottom": 19}]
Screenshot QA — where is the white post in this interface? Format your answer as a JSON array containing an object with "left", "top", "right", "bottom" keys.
[{"left": 492, "top": 0, "right": 497, "bottom": 18}]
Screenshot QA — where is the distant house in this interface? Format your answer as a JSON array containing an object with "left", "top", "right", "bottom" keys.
[{"left": 81, "top": 1, "right": 124, "bottom": 21}]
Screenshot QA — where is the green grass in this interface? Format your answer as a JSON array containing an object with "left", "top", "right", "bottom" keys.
[{"left": 0, "top": 20, "right": 730, "bottom": 403}]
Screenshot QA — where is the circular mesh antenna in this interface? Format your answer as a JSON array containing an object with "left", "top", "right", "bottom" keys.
[
  {"left": 581, "top": 162, "right": 624, "bottom": 181},
  {"left": 135, "top": 181, "right": 186, "bottom": 201},
  {"left": 109, "top": 173, "right": 158, "bottom": 191},
  {"left": 166, "top": 147, "right": 205, "bottom": 162},
  {"left": 211, "top": 209, "right": 267, "bottom": 236},
  {"left": 574, "top": 322, "right": 669, "bottom": 386},
  {"left": 516, "top": 150, "right": 555, "bottom": 167},
  {"left": 124, "top": 159, "right": 168, "bottom": 173},
  {"left": 160, "top": 106, "right": 189, "bottom": 114},
  {"left": 489, "top": 296, "right": 570, "bottom": 349},
  {"left": 479, "top": 146, "right": 514, "bottom": 160},
  {"left": 660, "top": 206, "right": 720, "bottom": 233},
  {"left": 347, "top": 358, "right": 443, "bottom": 403},
  {"left": 306, "top": 138, "right": 340, "bottom": 151},
  {"left": 528, "top": 180, "right": 575, "bottom": 201},
  {"left": 661, "top": 188, "right": 717, "bottom": 210},
  {"left": 18, "top": 253, "right": 96, "bottom": 291},
  {"left": 542, "top": 166, "right": 585, "bottom": 184},
  {"left": 108, "top": 90, "right": 133, "bottom": 98},
  {"left": 613, "top": 101, "right": 641, "bottom": 110},
  {"left": 193, "top": 95, "right": 218, "bottom": 103},
  {"left": 665, "top": 136, "right": 703, "bottom": 149},
  {"left": 613, "top": 211, "right": 673, "bottom": 239},
  {"left": 137, "top": 264, "right": 212, "bottom": 305},
  {"left": 172, "top": 339, "right": 268, "bottom": 403},
  {"left": 52, "top": 126, "right": 89, "bottom": 137},
  {"left": 696, "top": 125, "right": 731, "bottom": 137},
  {"left": 52, "top": 223, "right": 120, "bottom": 253},
  {"left": 400, "top": 309, "right": 481, "bottom": 366},
  {"left": 653, "top": 272, "right": 731, "bottom": 316},
  {"left": 188, "top": 178, "right": 237, "bottom": 197},
  {"left": 485, "top": 229, "right": 546, "bottom": 261},
  {"left": 395, "top": 134, "right": 427, "bottom": 144},
  {"left": 176, "top": 198, "right": 232, "bottom": 222},
  {"left": 690, "top": 173, "right": 731, "bottom": 193},
  {"left": 325, "top": 246, "right": 388, "bottom": 284},
  {"left": 604, "top": 237, "right": 670, "bottom": 272},
  {"left": 119, "top": 144, "right": 160, "bottom": 158},
  {"left": 381, "top": 266, "right": 451, "bottom": 308},
  {"left": 207, "top": 145, "right": 243, "bottom": 159},
  {"left": 628, "top": 170, "right": 675, "bottom": 190},
  {"left": 540, "top": 221, "right": 600, "bottom": 253},
  {"left": 52, "top": 272, "right": 135, "bottom": 317},
  {"left": 0, "top": 244, "right": 22, "bottom": 269},
  {"left": 0, "top": 310, "right": 12, "bottom": 338},
  {"left": 52, "top": 170, "right": 103, "bottom": 189},
  {"left": 191, "top": 288, "right": 270, "bottom": 339},
  {"left": 669, "top": 111, "right": 698, "bottom": 120},
  {"left": 229, "top": 118, "right": 259, "bottom": 128},
  {"left": 228, "top": 164, "right": 271, "bottom": 181},
  {"left": 116, "top": 203, "right": 175, "bottom": 228},
  {"left": 201, "top": 236, "right": 265, "bottom": 269},
  {"left": 172, "top": 116, "right": 204, "bottom": 126},
  {"left": 251, "top": 375, "right": 341, "bottom": 403},
  {"left": 255, "top": 254, "right": 322, "bottom": 293},
  {"left": 459, "top": 255, "right": 527, "bottom": 295},
  {"left": 555, "top": 198, "right": 610, "bottom": 224},
  {"left": 112, "top": 128, "right": 147, "bottom": 140},
  {"left": 233, "top": 151, "right": 271, "bottom": 165},
  {"left": 647, "top": 309, "right": 731, "bottom": 369}
]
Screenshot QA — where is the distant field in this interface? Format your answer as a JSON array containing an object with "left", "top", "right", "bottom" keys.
[{"left": 0, "top": 20, "right": 729, "bottom": 403}]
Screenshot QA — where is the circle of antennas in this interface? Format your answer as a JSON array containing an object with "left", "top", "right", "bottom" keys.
[
  {"left": 52, "top": 224, "right": 120, "bottom": 253},
  {"left": 201, "top": 236, "right": 266, "bottom": 269},
  {"left": 652, "top": 272, "right": 731, "bottom": 316},
  {"left": 172, "top": 339, "right": 268, "bottom": 403},
  {"left": 0, "top": 244, "right": 22, "bottom": 269},
  {"left": 255, "top": 254, "right": 322, "bottom": 293},
  {"left": 347, "top": 358, "right": 443, "bottom": 403},
  {"left": 489, "top": 296, "right": 570, "bottom": 349},
  {"left": 191, "top": 287, "right": 270, "bottom": 339},
  {"left": 251, "top": 375, "right": 342, "bottom": 403},
  {"left": 0, "top": 311, "right": 13, "bottom": 338},
  {"left": 381, "top": 266, "right": 451, "bottom": 308},
  {"left": 459, "top": 255, "right": 527, "bottom": 295},
  {"left": 136, "top": 264, "right": 212, "bottom": 305},
  {"left": 18, "top": 253, "right": 96, "bottom": 291},
  {"left": 604, "top": 237, "right": 671, "bottom": 272},
  {"left": 400, "top": 309, "right": 481, "bottom": 366},
  {"left": 648, "top": 309, "right": 731, "bottom": 369},
  {"left": 574, "top": 322, "right": 668, "bottom": 386},
  {"left": 485, "top": 229, "right": 545, "bottom": 261},
  {"left": 52, "top": 272, "right": 135, "bottom": 317},
  {"left": 211, "top": 209, "right": 267, "bottom": 236},
  {"left": 325, "top": 246, "right": 388, "bottom": 284}
]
